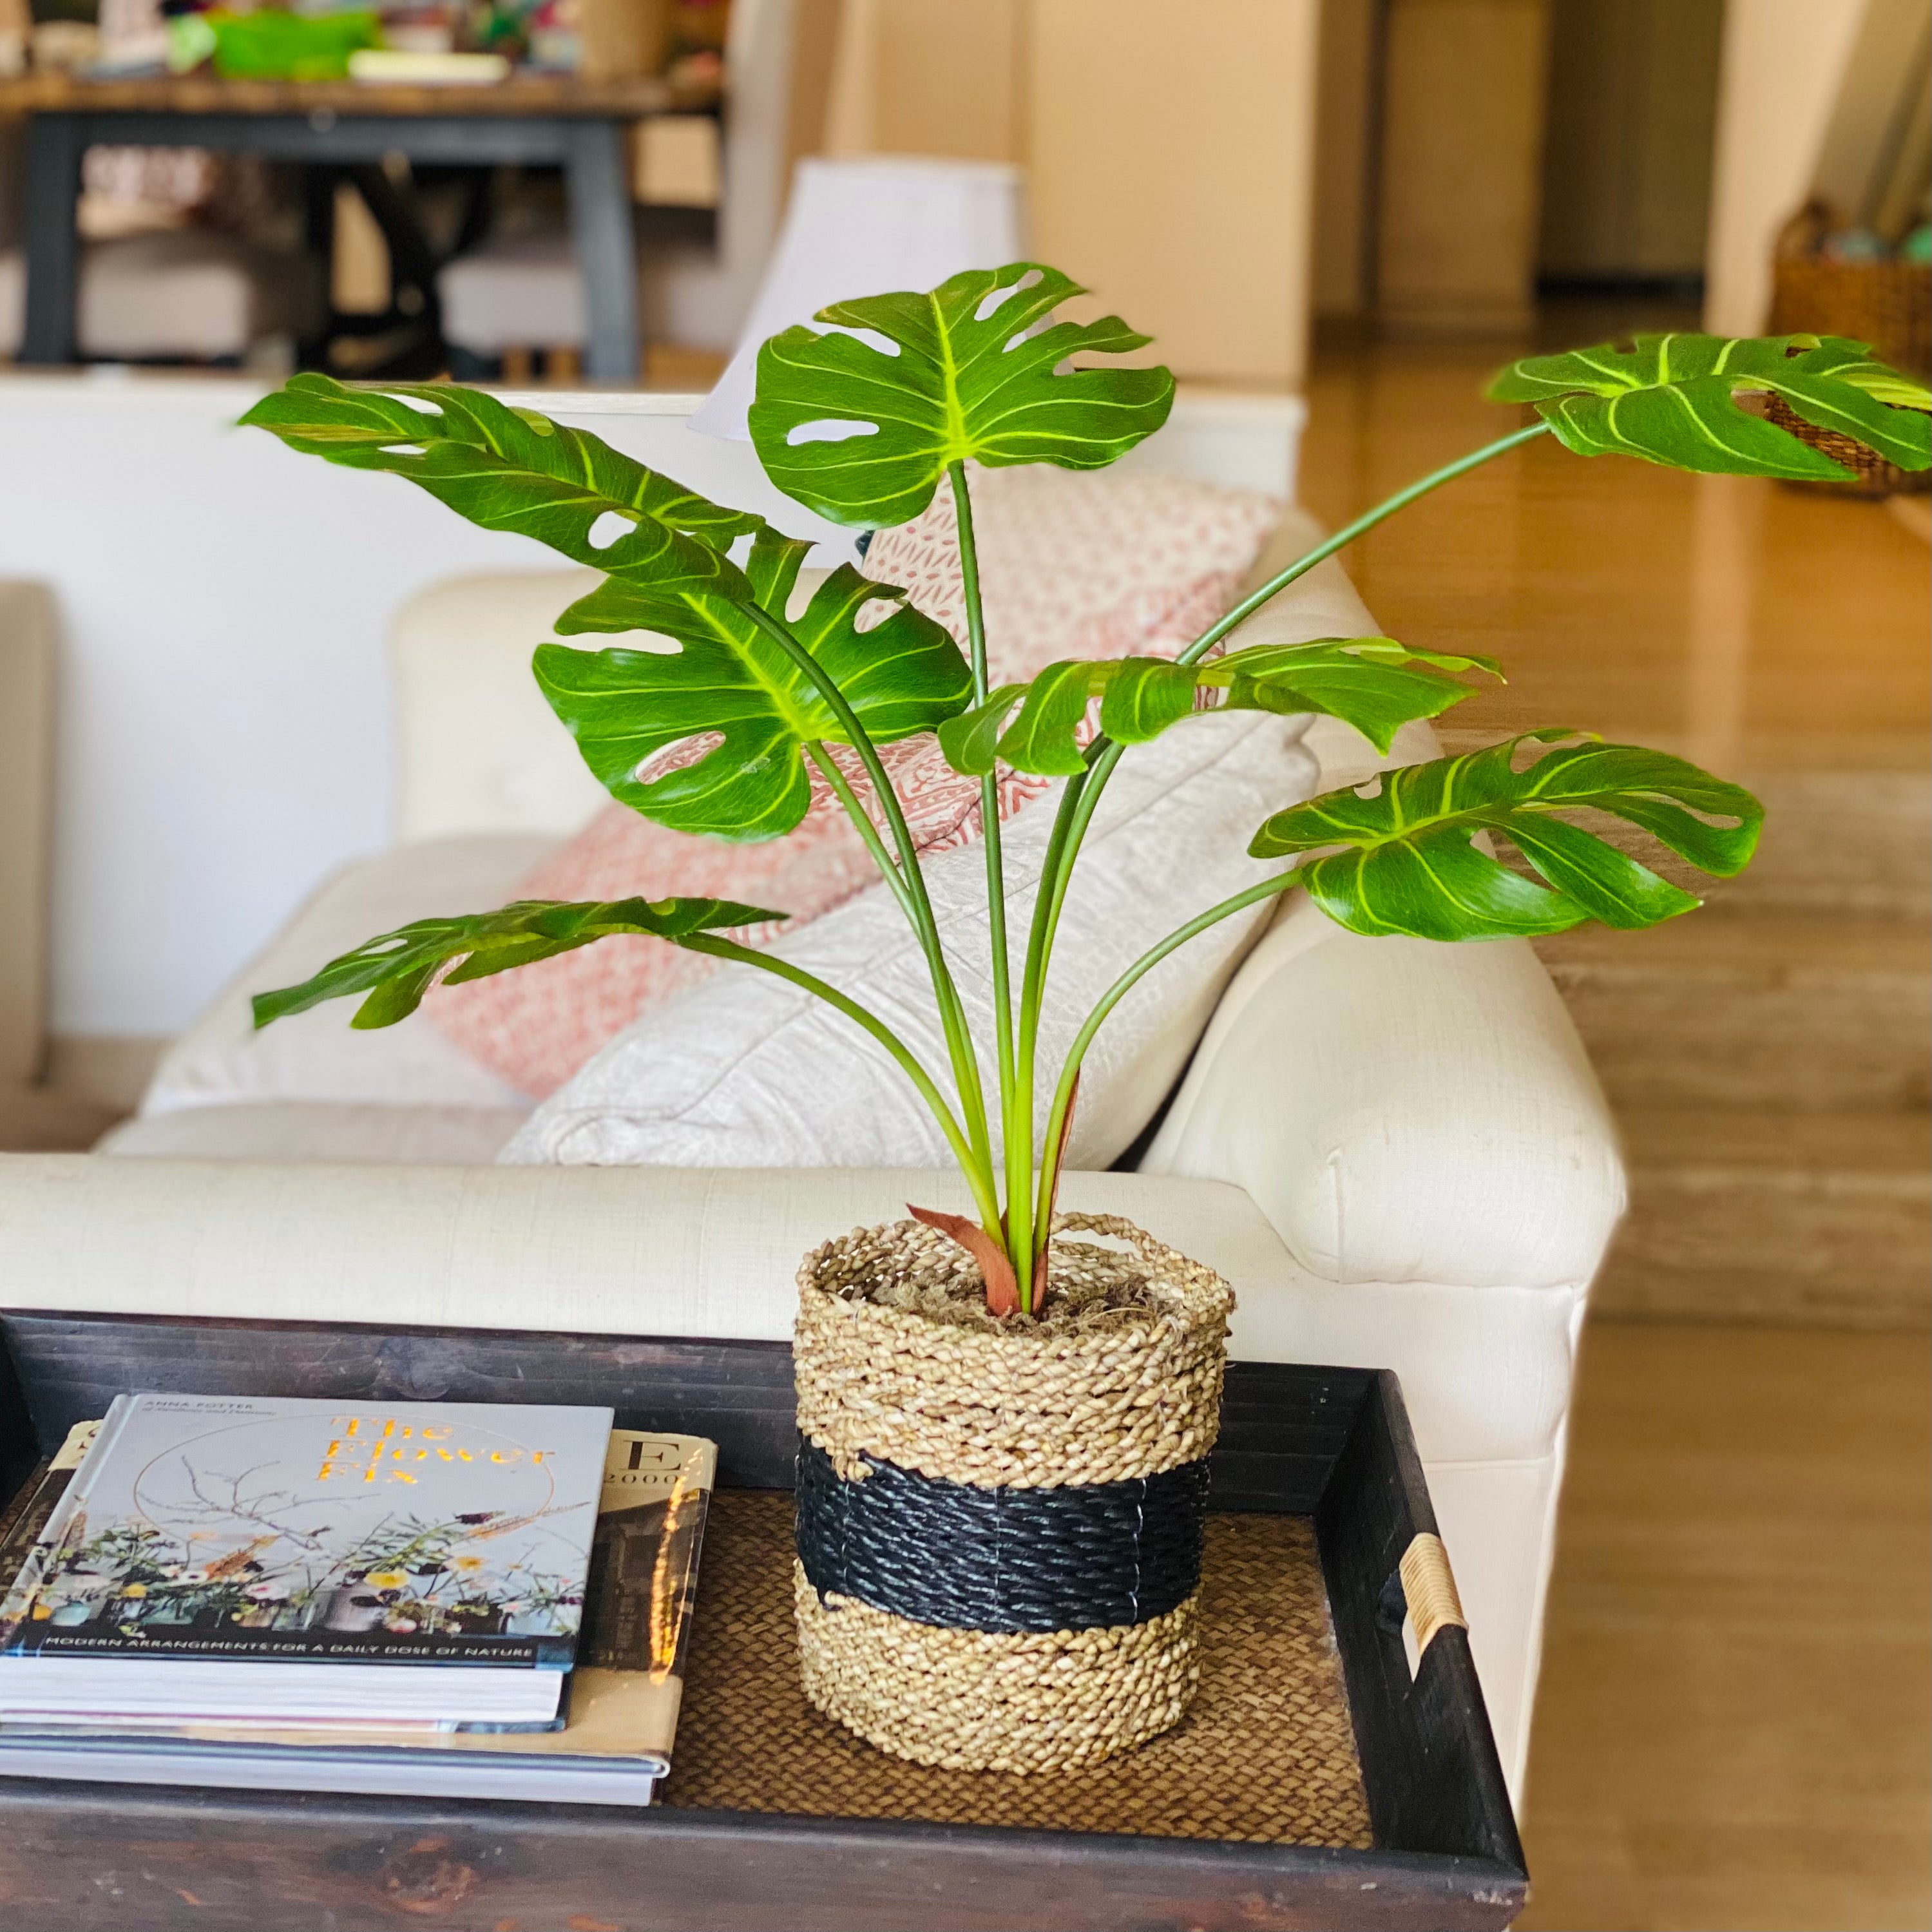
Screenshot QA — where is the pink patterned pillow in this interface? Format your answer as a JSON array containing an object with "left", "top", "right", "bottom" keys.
[
  {"left": 866, "top": 461, "right": 1282, "bottom": 669},
  {"left": 425, "top": 464, "right": 1280, "bottom": 1098}
]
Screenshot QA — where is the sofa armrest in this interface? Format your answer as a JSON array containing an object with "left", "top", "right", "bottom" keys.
[
  {"left": 1142, "top": 888, "right": 1625, "bottom": 1293},
  {"left": 0, "top": 1158, "right": 1299, "bottom": 1344},
  {"left": 0, "top": 1154, "right": 1578, "bottom": 1475}
]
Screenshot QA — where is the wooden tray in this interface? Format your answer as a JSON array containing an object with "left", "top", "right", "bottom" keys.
[{"left": 0, "top": 1312, "right": 1527, "bottom": 1931}]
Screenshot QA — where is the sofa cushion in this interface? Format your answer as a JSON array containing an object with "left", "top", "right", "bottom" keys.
[
  {"left": 137, "top": 834, "right": 553, "bottom": 1118},
  {"left": 864, "top": 461, "right": 1285, "bottom": 667},
  {"left": 502, "top": 698, "right": 1319, "bottom": 1171},
  {"left": 423, "top": 746, "right": 1044, "bottom": 1100}
]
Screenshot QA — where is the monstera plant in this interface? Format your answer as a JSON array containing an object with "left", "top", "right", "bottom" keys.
[{"left": 244, "top": 271, "right": 1930, "bottom": 1318}]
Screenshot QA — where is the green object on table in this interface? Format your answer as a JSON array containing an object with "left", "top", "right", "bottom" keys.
[{"left": 207, "top": 8, "right": 379, "bottom": 80}]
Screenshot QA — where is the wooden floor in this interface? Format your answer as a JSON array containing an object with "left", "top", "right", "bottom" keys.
[
  {"left": 1516, "top": 1323, "right": 1931, "bottom": 1931},
  {"left": 1299, "top": 308, "right": 1930, "bottom": 776},
  {"left": 1299, "top": 314, "right": 1931, "bottom": 1929}
]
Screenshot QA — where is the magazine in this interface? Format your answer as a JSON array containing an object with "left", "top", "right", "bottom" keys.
[
  {"left": 0, "top": 1430, "right": 714, "bottom": 1806},
  {"left": 0, "top": 1394, "right": 615, "bottom": 1726}
]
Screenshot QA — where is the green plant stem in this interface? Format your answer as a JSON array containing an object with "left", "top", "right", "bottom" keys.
[
  {"left": 678, "top": 934, "right": 1002, "bottom": 1232},
  {"left": 740, "top": 599, "right": 997, "bottom": 1190},
  {"left": 1175, "top": 422, "right": 1549, "bottom": 669},
  {"left": 803, "top": 738, "right": 997, "bottom": 1199},
  {"left": 1011, "top": 763, "right": 1090, "bottom": 1280},
  {"left": 1022, "top": 421, "right": 1553, "bottom": 1243},
  {"left": 1031, "top": 868, "right": 1306, "bottom": 1233},
  {"left": 1038, "top": 423, "right": 1551, "bottom": 921},
  {"left": 1021, "top": 746, "right": 1118, "bottom": 1160},
  {"left": 948, "top": 463, "right": 1022, "bottom": 1283},
  {"left": 804, "top": 742, "right": 915, "bottom": 920}
]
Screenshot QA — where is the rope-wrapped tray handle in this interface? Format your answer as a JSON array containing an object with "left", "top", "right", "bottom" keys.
[{"left": 1399, "top": 1532, "right": 1467, "bottom": 1656}]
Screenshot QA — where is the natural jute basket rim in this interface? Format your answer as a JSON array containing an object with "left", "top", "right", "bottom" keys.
[
  {"left": 794, "top": 1212, "right": 1234, "bottom": 1493},
  {"left": 796, "top": 1212, "right": 1233, "bottom": 1355}
]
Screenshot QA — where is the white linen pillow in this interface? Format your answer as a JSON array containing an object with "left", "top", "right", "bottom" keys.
[
  {"left": 139, "top": 834, "right": 549, "bottom": 1118},
  {"left": 495, "top": 523, "right": 1404, "bottom": 1176},
  {"left": 499, "top": 709, "right": 1320, "bottom": 1172}
]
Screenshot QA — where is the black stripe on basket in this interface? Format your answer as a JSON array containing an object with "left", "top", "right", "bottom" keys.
[{"left": 794, "top": 1433, "right": 1210, "bottom": 1634}]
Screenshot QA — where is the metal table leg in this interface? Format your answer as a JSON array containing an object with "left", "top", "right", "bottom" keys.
[
  {"left": 22, "top": 115, "right": 85, "bottom": 365},
  {"left": 562, "top": 118, "right": 640, "bottom": 382}
]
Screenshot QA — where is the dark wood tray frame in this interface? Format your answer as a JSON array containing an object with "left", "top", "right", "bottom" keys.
[{"left": 0, "top": 1310, "right": 1527, "bottom": 1932}]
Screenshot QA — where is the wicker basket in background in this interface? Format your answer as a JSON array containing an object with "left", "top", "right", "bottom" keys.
[
  {"left": 1771, "top": 252, "right": 1932, "bottom": 374},
  {"left": 1763, "top": 393, "right": 1928, "bottom": 498},
  {"left": 1768, "top": 207, "right": 1931, "bottom": 497}
]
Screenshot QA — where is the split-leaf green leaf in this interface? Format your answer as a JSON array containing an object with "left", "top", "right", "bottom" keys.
[
  {"left": 539, "top": 539, "right": 973, "bottom": 840},
  {"left": 252, "top": 896, "right": 785, "bottom": 1031},
  {"left": 240, "top": 374, "right": 764, "bottom": 591},
  {"left": 1487, "top": 332, "right": 1931, "bottom": 480},
  {"left": 938, "top": 637, "right": 1500, "bottom": 776},
  {"left": 748, "top": 262, "right": 1175, "bottom": 527},
  {"left": 1249, "top": 732, "right": 1764, "bottom": 940}
]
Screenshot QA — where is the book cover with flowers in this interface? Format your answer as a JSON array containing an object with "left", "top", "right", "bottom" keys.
[
  {"left": 0, "top": 1395, "right": 613, "bottom": 1672},
  {"left": 0, "top": 1430, "right": 715, "bottom": 1800}
]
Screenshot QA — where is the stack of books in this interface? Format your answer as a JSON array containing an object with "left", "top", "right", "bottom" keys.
[{"left": 0, "top": 1393, "right": 714, "bottom": 1806}]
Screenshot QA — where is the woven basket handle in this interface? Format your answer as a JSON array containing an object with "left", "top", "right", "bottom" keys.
[{"left": 1049, "top": 1212, "right": 1178, "bottom": 1268}]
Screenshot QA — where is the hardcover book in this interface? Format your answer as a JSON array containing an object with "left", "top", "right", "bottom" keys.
[
  {"left": 0, "top": 1420, "right": 102, "bottom": 1598},
  {"left": 0, "top": 1430, "right": 715, "bottom": 1805},
  {"left": 0, "top": 1394, "right": 614, "bottom": 1727}
]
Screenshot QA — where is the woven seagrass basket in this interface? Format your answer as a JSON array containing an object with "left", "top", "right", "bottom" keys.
[
  {"left": 1763, "top": 392, "right": 1931, "bottom": 499},
  {"left": 1770, "top": 249, "right": 1930, "bottom": 381},
  {"left": 1768, "top": 222, "right": 1931, "bottom": 497},
  {"left": 791, "top": 1212, "right": 1234, "bottom": 1774}
]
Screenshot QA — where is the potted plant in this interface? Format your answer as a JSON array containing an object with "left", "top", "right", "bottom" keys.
[{"left": 244, "top": 267, "right": 1927, "bottom": 1771}]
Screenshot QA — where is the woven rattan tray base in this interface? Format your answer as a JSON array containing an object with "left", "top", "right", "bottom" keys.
[{"left": 659, "top": 1490, "right": 1373, "bottom": 1848}]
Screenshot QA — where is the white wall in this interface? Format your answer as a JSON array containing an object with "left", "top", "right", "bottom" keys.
[
  {"left": 1028, "top": 0, "right": 1323, "bottom": 388},
  {"left": 0, "top": 376, "right": 852, "bottom": 1040},
  {"left": 1703, "top": 0, "right": 1868, "bottom": 336},
  {"left": 0, "top": 373, "right": 1299, "bottom": 1042},
  {"left": 820, "top": 0, "right": 1324, "bottom": 387}
]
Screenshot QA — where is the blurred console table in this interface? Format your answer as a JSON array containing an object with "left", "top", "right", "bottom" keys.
[{"left": 0, "top": 71, "right": 712, "bottom": 379}]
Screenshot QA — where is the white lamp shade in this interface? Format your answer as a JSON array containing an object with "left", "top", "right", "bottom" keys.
[{"left": 690, "top": 155, "right": 1028, "bottom": 443}]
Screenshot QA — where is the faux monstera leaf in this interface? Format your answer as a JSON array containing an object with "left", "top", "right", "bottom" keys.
[
  {"left": 1487, "top": 332, "right": 1932, "bottom": 480},
  {"left": 252, "top": 896, "right": 783, "bottom": 1031},
  {"left": 537, "top": 530, "right": 973, "bottom": 840},
  {"left": 1250, "top": 731, "right": 1763, "bottom": 940},
  {"left": 747, "top": 262, "right": 1176, "bottom": 527},
  {"left": 241, "top": 376, "right": 763, "bottom": 591},
  {"left": 938, "top": 638, "right": 1500, "bottom": 777}
]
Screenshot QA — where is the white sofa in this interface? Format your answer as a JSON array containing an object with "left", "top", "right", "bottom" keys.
[{"left": 0, "top": 410, "right": 1622, "bottom": 1803}]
